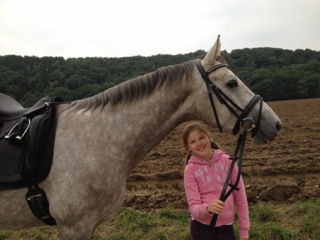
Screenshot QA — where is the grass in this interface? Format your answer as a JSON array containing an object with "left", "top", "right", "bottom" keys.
[
  {"left": 1, "top": 198, "right": 320, "bottom": 239},
  {"left": 93, "top": 208, "right": 190, "bottom": 240},
  {"left": 247, "top": 198, "right": 320, "bottom": 240}
]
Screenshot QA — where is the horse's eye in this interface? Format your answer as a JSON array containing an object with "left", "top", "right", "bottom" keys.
[{"left": 227, "top": 79, "right": 238, "bottom": 88}]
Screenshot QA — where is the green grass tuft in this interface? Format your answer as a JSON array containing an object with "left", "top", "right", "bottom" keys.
[{"left": 2, "top": 198, "right": 320, "bottom": 239}]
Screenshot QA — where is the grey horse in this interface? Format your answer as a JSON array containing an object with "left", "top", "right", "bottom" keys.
[{"left": 0, "top": 35, "right": 281, "bottom": 239}]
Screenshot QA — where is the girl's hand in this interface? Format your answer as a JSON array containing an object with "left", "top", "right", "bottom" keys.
[{"left": 207, "top": 199, "right": 224, "bottom": 214}]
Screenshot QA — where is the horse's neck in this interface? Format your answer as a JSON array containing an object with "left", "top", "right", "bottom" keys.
[
  {"left": 101, "top": 83, "right": 193, "bottom": 172},
  {"left": 56, "top": 76, "right": 196, "bottom": 176}
]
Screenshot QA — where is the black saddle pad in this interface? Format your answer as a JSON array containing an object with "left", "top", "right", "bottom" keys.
[{"left": 0, "top": 96, "right": 59, "bottom": 190}]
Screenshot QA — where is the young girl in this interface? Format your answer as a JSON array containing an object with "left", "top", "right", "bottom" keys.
[{"left": 182, "top": 122, "right": 250, "bottom": 240}]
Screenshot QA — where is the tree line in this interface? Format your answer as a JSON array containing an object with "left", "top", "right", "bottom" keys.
[{"left": 0, "top": 48, "right": 319, "bottom": 107}]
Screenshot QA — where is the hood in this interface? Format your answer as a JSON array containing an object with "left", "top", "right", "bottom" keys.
[{"left": 188, "top": 149, "right": 224, "bottom": 165}]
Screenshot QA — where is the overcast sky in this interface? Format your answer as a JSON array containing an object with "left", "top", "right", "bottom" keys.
[{"left": 1, "top": 0, "right": 319, "bottom": 58}]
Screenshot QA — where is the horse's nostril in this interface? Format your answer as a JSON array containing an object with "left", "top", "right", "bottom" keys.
[{"left": 276, "top": 121, "right": 282, "bottom": 132}]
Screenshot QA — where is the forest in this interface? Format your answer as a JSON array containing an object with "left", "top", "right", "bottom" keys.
[{"left": 0, "top": 47, "right": 319, "bottom": 107}]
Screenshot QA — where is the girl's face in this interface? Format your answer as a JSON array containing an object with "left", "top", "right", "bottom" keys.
[{"left": 186, "top": 129, "right": 213, "bottom": 161}]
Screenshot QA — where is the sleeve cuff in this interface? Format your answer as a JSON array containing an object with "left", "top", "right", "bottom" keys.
[{"left": 239, "top": 228, "right": 250, "bottom": 239}]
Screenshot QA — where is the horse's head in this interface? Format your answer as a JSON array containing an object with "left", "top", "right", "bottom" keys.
[{"left": 197, "top": 35, "right": 281, "bottom": 143}]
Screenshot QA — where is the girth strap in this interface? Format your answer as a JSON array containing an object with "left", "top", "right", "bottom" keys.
[{"left": 26, "top": 185, "right": 56, "bottom": 226}]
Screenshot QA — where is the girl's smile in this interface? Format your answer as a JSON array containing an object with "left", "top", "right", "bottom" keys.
[{"left": 186, "top": 129, "right": 213, "bottom": 162}]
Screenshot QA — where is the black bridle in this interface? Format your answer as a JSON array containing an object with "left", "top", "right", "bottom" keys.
[
  {"left": 195, "top": 60, "right": 263, "bottom": 239},
  {"left": 195, "top": 60, "right": 263, "bottom": 136}
]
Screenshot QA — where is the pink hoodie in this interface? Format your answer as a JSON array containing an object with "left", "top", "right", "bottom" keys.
[{"left": 184, "top": 149, "right": 250, "bottom": 239}]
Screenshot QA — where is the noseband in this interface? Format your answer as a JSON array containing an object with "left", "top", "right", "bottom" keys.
[{"left": 195, "top": 60, "right": 263, "bottom": 136}]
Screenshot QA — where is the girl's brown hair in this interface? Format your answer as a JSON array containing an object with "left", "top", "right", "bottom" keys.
[{"left": 182, "top": 122, "right": 221, "bottom": 164}]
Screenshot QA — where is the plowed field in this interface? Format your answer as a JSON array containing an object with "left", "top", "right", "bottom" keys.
[{"left": 125, "top": 98, "right": 320, "bottom": 210}]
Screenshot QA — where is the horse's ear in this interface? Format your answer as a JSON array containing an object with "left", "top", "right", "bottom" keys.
[{"left": 202, "top": 35, "right": 221, "bottom": 66}]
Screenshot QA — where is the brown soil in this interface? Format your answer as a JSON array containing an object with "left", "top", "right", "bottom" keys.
[{"left": 124, "top": 98, "right": 320, "bottom": 210}]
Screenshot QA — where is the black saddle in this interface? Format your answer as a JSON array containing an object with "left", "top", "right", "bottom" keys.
[
  {"left": 0, "top": 94, "right": 50, "bottom": 120},
  {"left": 0, "top": 93, "right": 62, "bottom": 226},
  {"left": 0, "top": 93, "right": 60, "bottom": 189}
]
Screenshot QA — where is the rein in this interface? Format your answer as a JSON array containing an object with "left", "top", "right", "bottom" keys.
[
  {"left": 205, "top": 123, "right": 252, "bottom": 240},
  {"left": 195, "top": 60, "right": 263, "bottom": 239}
]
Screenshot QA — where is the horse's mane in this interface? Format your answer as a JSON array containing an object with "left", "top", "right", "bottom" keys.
[{"left": 68, "top": 60, "right": 197, "bottom": 112}]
